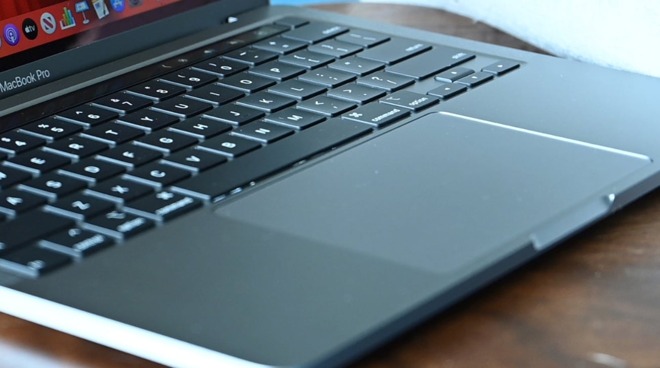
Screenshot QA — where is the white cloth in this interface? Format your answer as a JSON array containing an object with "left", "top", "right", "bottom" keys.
[{"left": 359, "top": 0, "right": 660, "bottom": 78}]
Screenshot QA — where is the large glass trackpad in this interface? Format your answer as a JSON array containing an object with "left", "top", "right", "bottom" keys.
[{"left": 216, "top": 112, "right": 650, "bottom": 274}]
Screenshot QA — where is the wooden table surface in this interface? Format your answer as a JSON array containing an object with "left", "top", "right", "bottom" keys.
[{"left": 2, "top": 4, "right": 660, "bottom": 368}]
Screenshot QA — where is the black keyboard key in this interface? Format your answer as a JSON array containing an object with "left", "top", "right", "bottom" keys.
[
  {"left": 327, "top": 83, "right": 386, "bottom": 104},
  {"left": 0, "top": 131, "right": 46, "bottom": 156},
  {"left": 0, "top": 211, "right": 74, "bottom": 252},
  {"left": 198, "top": 134, "right": 261, "bottom": 158},
  {"left": 162, "top": 148, "right": 227, "bottom": 172},
  {"left": 252, "top": 37, "right": 307, "bottom": 54},
  {"left": 298, "top": 68, "right": 356, "bottom": 88},
  {"left": 297, "top": 96, "right": 357, "bottom": 117},
  {"left": 0, "top": 166, "right": 32, "bottom": 190},
  {"left": 342, "top": 103, "right": 410, "bottom": 128},
  {"left": 118, "top": 109, "right": 180, "bottom": 132},
  {"left": 86, "top": 177, "right": 153, "bottom": 204},
  {"left": 308, "top": 40, "right": 362, "bottom": 58},
  {"left": 45, "top": 136, "right": 109, "bottom": 159},
  {"left": 45, "top": 194, "right": 116, "bottom": 221},
  {"left": 93, "top": 93, "right": 153, "bottom": 114},
  {"left": 56, "top": 105, "right": 119, "bottom": 127},
  {"left": 41, "top": 228, "right": 114, "bottom": 258},
  {"left": 135, "top": 130, "right": 198, "bottom": 154},
  {"left": 329, "top": 57, "right": 384, "bottom": 76},
  {"left": 191, "top": 58, "right": 249, "bottom": 78},
  {"left": 435, "top": 67, "right": 475, "bottom": 83},
  {"left": 357, "top": 71, "right": 415, "bottom": 92},
  {"left": 268, "top": 80, "right": 326, "bottom": 100},
  {"left": 265, "top": 108, "right": 325, "bottom": 130},
  {"left": 83, "top": 211, "right": 154, "bottom": 240},
  {"left": 386, "top": 47, "right": 475, "bottom": 79},
  {"left": 282, "top": 22, "right": 348, "bottom": 43},
  {"left": 124, "top": 162, "right": 191, "bottom": 189},
  {"left": 126, "top": 80, "right": 186, "bottom": 101},
  {"left": 233, "top": 122, "right": 294, "bottom": 144},
  {"left": 274, "top": 17, "right": 309, "bottom": 28},
  {"left": 455, "top": 72, "right": 495, "bottom": 87},
  {"left": 279, "top": 50, "right": 334, "bottom": 69},
  {"left": 203, "top": 104, "right": 265, "bottom": 126},
  {"left": 336, "top": 29, "right": 389, "bottom": 47},
  {"left": 218, "top": 73, "right": 276, "bottom": 93},
  {"left": 20, "top": 118, "right": 83, "bottom": 142},
  {"left": 172, "top": 119, "right": 371, "bottom": 201},
  {"left": 236, "top": 92, "right": 297, "bottom": 113},
  {"left": 5, "top": 150, "right": 71, "bottom": 175},
  {"left": 427, "top": 83, "right": 468, "bottom": 99},
  {"left": 482, "top": 60, "right": 520, "bottom": 75},
  {"left": 82, "top": 123, "right": 145, "bottom": 145},
  {"left": 224, "top": 48, "right": 279, "bottom": 66},
  {"left": 97, "top": 144, "right": 163, "bottom": 168},
  {"left": 160, "top": 69, "right": 218, "bottom": 89},
  {"left": 0, "top": 246, "right": 71, "bottom": 277},
  {"left": 151, "top": 96, "right": 213, "bottom": 119},
  {"left": 0, "top": 189, "right": 48, "bottom": 217},
  {"left": 359, "top": 38, "right": 431, "bottom": 65},
  {"left": 59, "top": 158, "right": 126, "bottom": 184},
  {"left": 186, "top": 84, "right": 244, "bottom": 106},
  {"left": 168, "top": 117, "right": 232, "bottom": 140},
  {"left": 380, "top": 91, "right": 439, "bottom": 112},
  {"left": 249, "top": 61, "right": 306, "bottom": 81},
  {"left": 125, "top": 191, "right": 202, "bottom": 222},
  {"left": 19, "top": 173, "right": 88, "bottom": 201}
]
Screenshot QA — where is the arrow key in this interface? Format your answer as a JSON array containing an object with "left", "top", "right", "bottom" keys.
[{"left": 163, "top": 148, "right": 227, "bottom": 172}]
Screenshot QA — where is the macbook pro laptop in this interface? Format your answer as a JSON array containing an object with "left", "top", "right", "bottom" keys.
[{"left": 1, "top": 1, "right": 660, "bottom": 367}]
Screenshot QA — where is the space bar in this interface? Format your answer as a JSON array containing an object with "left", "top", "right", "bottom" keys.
[{"left": 171, "top": 119, "right": 371, "bottom": 201}]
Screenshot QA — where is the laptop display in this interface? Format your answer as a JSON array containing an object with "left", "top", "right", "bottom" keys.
[{"left": 0, "top": 0, "right": 215, "bottom": 71}]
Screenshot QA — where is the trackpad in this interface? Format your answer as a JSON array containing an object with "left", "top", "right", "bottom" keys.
[{"left": 216, "top": 112, "right": 649, "bottom": 274}]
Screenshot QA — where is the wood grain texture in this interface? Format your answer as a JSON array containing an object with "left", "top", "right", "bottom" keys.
[{"left": 2, "top": 4, "right": 658, "bottom": 368}]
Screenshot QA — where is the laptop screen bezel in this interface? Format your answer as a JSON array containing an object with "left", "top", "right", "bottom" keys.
[{"left": 0, "top": 0, "right": 267, "bottom": 102}]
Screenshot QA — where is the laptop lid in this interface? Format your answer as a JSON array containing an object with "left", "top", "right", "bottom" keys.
[{"left": 0, "top": 0, "right": 267, "bottom": 128}]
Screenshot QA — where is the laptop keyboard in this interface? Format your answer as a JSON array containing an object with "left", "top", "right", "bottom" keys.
[{"left": 0, "top": 17, "right": 520, "bottom": 278}]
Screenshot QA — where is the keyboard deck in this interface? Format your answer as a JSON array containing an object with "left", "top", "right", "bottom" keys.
[{"left": 0, "top": 18, "right": 520, "bottom": 278}]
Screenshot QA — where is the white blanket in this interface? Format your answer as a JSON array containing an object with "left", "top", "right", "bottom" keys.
[{"left": 359, "top": 0, "right": 660, "bottom": 78}]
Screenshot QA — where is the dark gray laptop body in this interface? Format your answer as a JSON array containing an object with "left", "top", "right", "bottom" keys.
[{"left": 1, "top": 1, "right": 660, "bottom": 367}]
